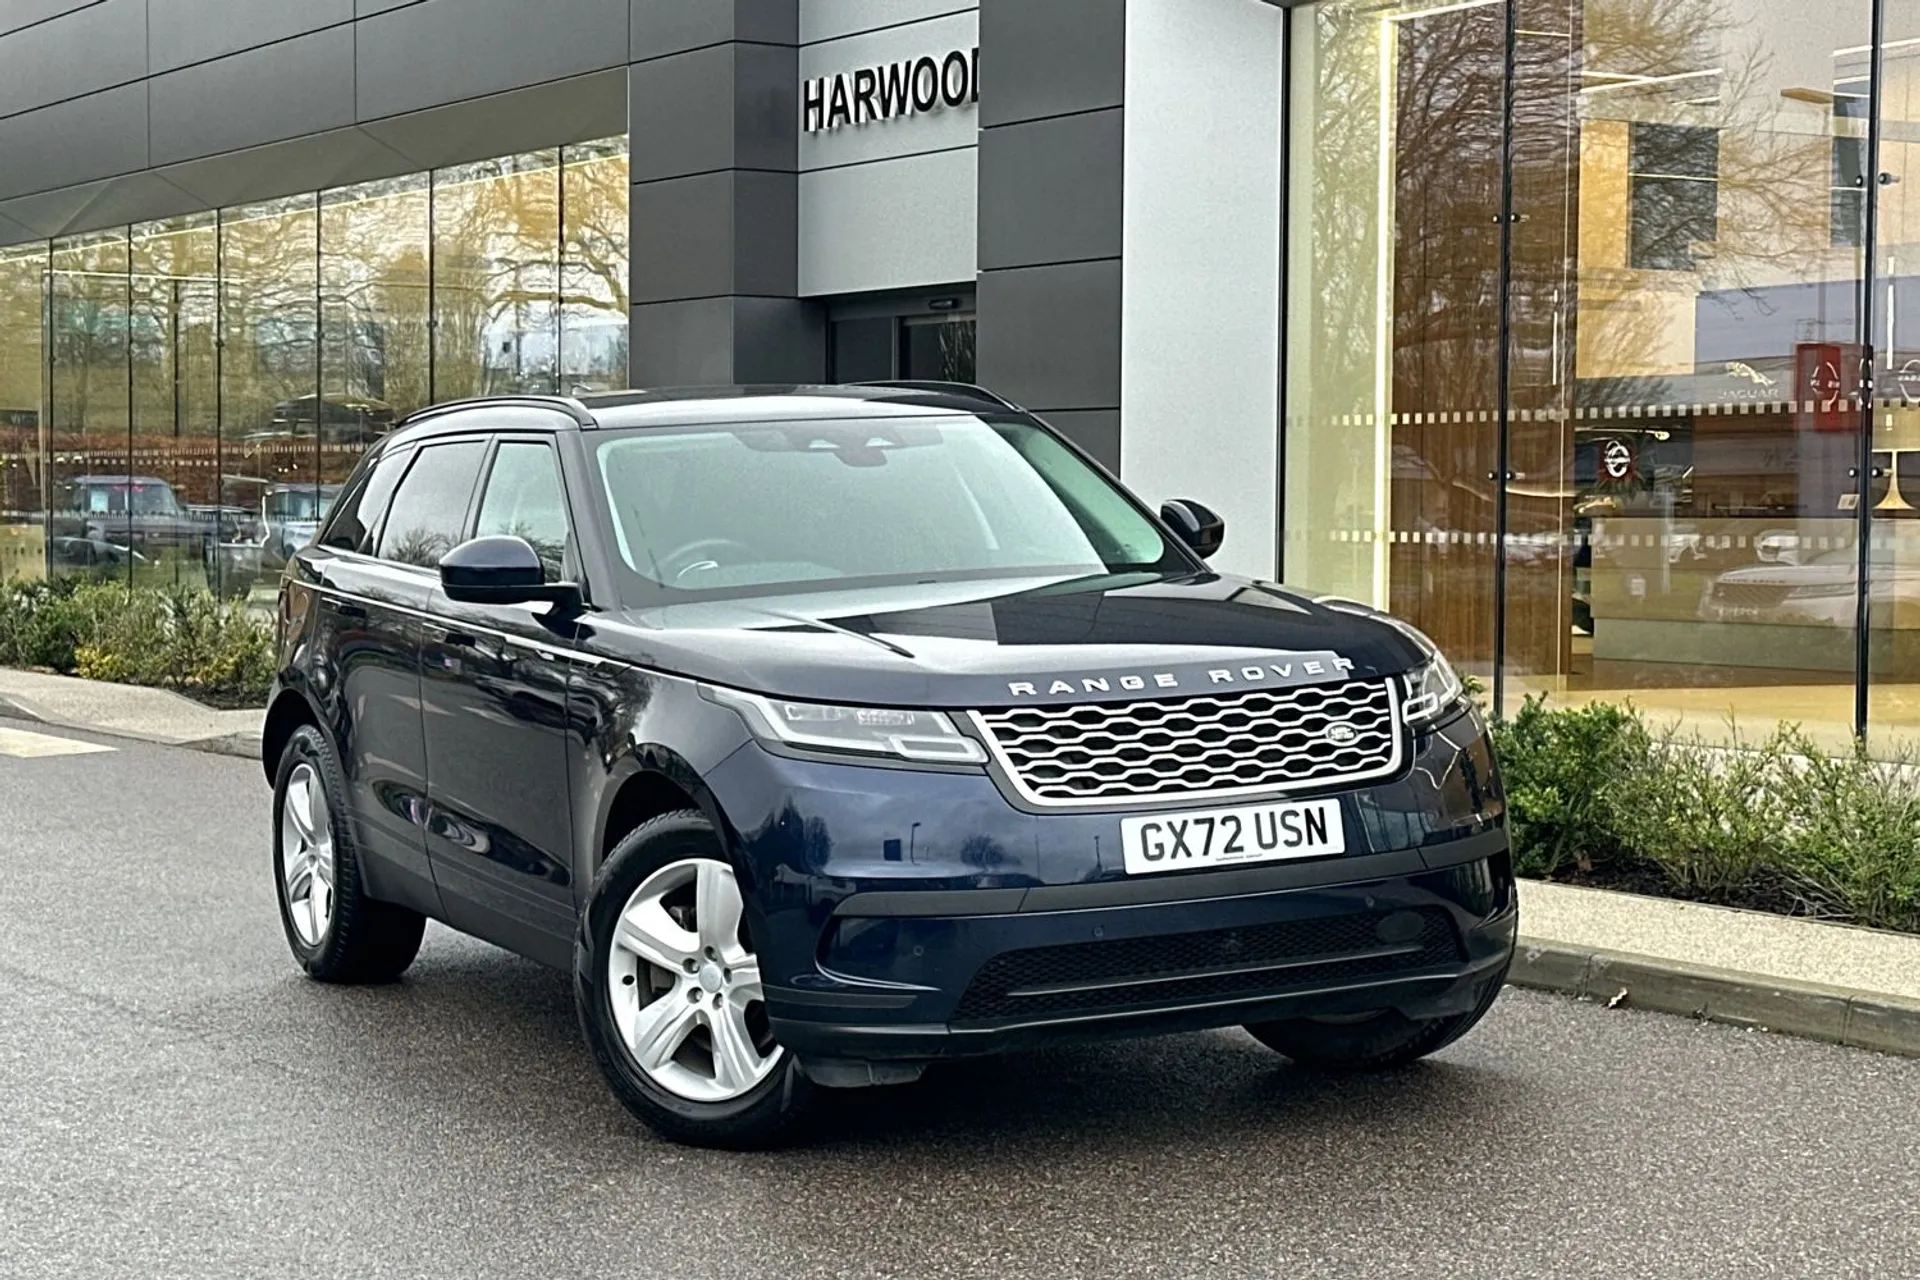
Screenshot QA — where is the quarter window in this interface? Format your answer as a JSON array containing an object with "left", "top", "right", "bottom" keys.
[
  {"left": 321, "top": 448, "right": 411, "bottom": 554},
  {"left": 474, "top": 441, "right": 571, "bottom": 582},
  {"left": 374, "top": 441, "right": 487, "bottom": 568}
]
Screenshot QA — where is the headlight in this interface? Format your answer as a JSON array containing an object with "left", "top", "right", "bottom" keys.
[
  {"left": 1402, "top": 652, "right": 1465, "bottom": 727},
  {"left": 702, "top": 686, "right": 987, "bottom": 764},
  {"left": 1314, "top": 597, "right": 1467, "bottom": 727}
]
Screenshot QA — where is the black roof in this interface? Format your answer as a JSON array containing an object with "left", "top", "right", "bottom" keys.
[{"left": 394, "top": 382, "right": 1022, "bottom": 437}]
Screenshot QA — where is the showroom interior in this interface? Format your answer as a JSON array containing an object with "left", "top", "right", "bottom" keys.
[{"left": 6, "top": 0, "right": 1920, "bottom": 748}]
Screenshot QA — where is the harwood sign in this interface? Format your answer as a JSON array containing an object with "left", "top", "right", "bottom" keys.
[{"left": 802, "top": 47, "right": 979, "bottom": 133}]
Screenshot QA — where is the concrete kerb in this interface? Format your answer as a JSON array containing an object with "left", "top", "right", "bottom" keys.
[
  {"left": 0, "top": 679, "right": 262, "bottom": 760},
  {"left": 1510, "top": 937, "right": 1920, "bottom": 1058}
]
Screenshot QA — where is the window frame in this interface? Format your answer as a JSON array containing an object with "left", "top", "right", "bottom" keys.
[
  {"left": 369, "top": 436, "right": 492, "bottom": 573},
  {"left": 470, "top": 433, "right": 581, "bottom": 587}
]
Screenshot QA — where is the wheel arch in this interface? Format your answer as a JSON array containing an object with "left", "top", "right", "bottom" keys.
[
  {"left": 261, "top": 684, "right": 325, "bottom": 784},
  {"left": 592, "top": 744, "right": 736, "bottom": 874}
]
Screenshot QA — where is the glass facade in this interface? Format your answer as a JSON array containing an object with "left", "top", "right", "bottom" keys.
[
  {"left": 1284, "top": 0, "right": 1920, "bottom": 751},
  {"left": 0, "top": 137, "right": 628, "bottom": 599}
]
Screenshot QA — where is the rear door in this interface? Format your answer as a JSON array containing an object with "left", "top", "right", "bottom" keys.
[
  {"left": 418, "top": 427, "right": 581, "bottom": 968},
  {"left": 297, "top": 444, "right": 442, "bottom": 914}
]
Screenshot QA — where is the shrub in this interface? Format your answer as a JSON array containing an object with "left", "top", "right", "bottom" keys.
[
  {"left": 0, "top": 577, "right": 273, "bottom": 704},
  {"left": 1491, "top": 698, "right": 1920, "bottom": 935},
  {"left": 1491, "top": 696, "right": 1653, "bottom": 879}
]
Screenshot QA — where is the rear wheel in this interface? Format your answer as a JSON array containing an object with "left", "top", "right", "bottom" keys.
[
  {"left": 575, "top": 810, "right": 813, "bottom": 1149},
  {"left": 1244, "top": 963, "right": 1509, "bottom": 1071},
  {"left": 273, "top": 724, "right": 426, "bottom": 983}
]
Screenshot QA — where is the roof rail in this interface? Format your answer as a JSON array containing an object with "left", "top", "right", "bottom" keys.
[
  {"left": 850, "top": 380, "right": 1024, "bottom": 412},
  {"left": 398, "top": 394, "right": 596, "bottom": 429}
]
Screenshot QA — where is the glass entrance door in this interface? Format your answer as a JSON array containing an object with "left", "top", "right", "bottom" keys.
[
  {"left": 1290, "top": 0, "right": 1880, "bottom": 748},
  {"left": 1285, "top": 0, "right": 1512, "bottom": 687},
  {"left": 1869, "top": 3, "right": 1920, "bottom": 743},
  {"left": 1504, "top": 0, "right": 1873, "bottom": 748}
]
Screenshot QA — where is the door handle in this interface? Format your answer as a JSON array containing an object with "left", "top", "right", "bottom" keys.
[{"left": 423, "top": 623, "right": 477, "bottom": 647}]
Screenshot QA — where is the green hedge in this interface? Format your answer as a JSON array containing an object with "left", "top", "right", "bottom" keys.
[
  {"left": 0, "top": 578, "right": 274, "bottom": 705},
  {"left": 1492, "top": 698, "right": 1920, "bottom": 934}
]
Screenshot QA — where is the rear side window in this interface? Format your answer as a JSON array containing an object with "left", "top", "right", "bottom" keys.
[
  {"left": 321, "top": 448, "right": 411, "bottom": 554},
  {"left": 374, "top": 441, "right": 488, "bottom": 568}
]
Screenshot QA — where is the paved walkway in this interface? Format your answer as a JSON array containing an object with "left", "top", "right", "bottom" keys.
[
  {"left": 1518, "top": 880, "right": 1920, "bottom": 1003},
  {"left": 0, "top": 666, "right": 260, "bottom": 757}
]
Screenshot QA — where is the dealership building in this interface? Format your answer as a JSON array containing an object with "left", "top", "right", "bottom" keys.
[{"left": 2, "top": 0, "right": 1920, "bottom": 746}]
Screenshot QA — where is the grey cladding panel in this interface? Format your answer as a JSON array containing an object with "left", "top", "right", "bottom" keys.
[
  {"left": 355, "top": 0, "right": 628, "bottom": 123},
  {"left": 977, "top": 108, "right": 1121, "bottom": 270},
  {"left": 630, "top": 298, "right": 738, "bottom": 385},
  {"left": 978, "top": 0, "right": 1123, "bottom": 126},
  {"left": 1032, "top": 409, "right": 1120, "bottom": 473},
  {"left": 628, "top": 45, "right": 738, "bottom": 183},
  {"left": 361, "top": 69, "right": 627, "bottom": 171},
  {"left": 356, "top": 0, "right": 424, "bottom": 13},
  {"left": 148, "top": 0, "right": 353, "bottom": 74},
  {"left": 0, "top": 0, "right": 97, "bottom": 39},
  {"left": 629, "top": 43, "right": 796, "bottom": 183},
  {"left": 150, "top": 27, "right": 358, "bottom": 166},
  {"left": 976, "top": 259, "right": 1122, "bottom": 412},
  {"left": 733, "top": 169, "right": 798, "bottom": 296},
  {"left": 733, "top": 295, "right": 825, "bottom": 383},
  {"left": 629, "top": 172, "right": 738, "bottom": 304},
  {"left": 0, "top": 83, "right": 147, "bottom": 200},
  {"left": 0, "top": 0, "right": 145, "bottom": 120},
  {"left": 801, "top": 0, "right": 974, "bottom": 44},
  {"left": 631, "top": 0, "right": 797, "bottom": 61}
]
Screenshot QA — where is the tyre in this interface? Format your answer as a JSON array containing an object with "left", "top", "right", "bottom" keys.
[
  {"left": 1243, "top": 962, "right": 1509, "bottom": 1072},
  {"left": 575, "top": 810, "right": 813, "bottom": 1149},
  {"left": 272, "top": 723, "right": 426, "bottom": 983}
]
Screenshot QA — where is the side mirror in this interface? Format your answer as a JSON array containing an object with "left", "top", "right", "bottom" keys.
[
  {"left": 1160, "top": 499, "right": 1225, "bottom": 560},
  {"left": 440, "top": 535, "right": 581, "bottom": 610}
]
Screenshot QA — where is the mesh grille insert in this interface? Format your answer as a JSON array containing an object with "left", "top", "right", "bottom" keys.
[
  {"left": 974, "top": 679, "right": 1402, "bottom": 805},
  {"left": 951, "top": 906, "right": 1462, "bottom": 1024}
]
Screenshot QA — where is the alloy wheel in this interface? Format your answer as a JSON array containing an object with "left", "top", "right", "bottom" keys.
[
  {"left": 607, "top": 857, "right": 782, "bottom": 1103},
  {"left": 280, "top": 761, "right": 337, "bottom": 947}
]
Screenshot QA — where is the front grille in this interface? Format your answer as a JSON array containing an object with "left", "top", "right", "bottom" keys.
[
  {"left": 1710, "top": 582, "right": 1794, "bottom": 610},
  {"left": 951, "top": 906, "right": 1462, "bottom": 1024},
  {"left": 972, "top": 679, "right": 1403, "bottom": 806}
]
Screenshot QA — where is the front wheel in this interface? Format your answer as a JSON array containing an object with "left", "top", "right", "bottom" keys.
[
  {"left": 1244, "top": 963, "right": 1509, "bottom": 1071},
  {"left": 575, "top": 810, "right": 814, "bottom": 1149}
]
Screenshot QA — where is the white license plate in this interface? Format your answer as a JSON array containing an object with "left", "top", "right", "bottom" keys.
[{"left": 1119, "top": 799, "right": 1345, "bottom": 876}]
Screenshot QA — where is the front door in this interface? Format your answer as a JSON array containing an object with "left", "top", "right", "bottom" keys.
[{"left": 419, "top": 436, "right": 579, "bottom": 968}]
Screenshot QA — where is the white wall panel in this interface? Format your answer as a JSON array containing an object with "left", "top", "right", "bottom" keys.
[
  {"left": 799, "top": 147, "right": 976, "bottom": 295},
  {"left": 799, "top": 8, "right": 978, "bottom": 171},
  {"left": 1120, "top": 0, "right": 1286, "bottom": 581},
  {"left": 800, "top": 0, "right": 975, "bottom": 46}
]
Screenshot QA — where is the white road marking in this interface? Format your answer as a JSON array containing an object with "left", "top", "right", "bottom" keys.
[{"left": 0, "top": 727, "right": 116, "bottom": 758}]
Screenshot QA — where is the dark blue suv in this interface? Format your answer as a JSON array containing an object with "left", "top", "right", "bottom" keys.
[{"left": 262, "top": 383, "right": 1514, "bottom": 1148}]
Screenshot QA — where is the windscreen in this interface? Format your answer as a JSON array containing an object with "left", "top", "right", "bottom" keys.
[{"left": 593, "top": 415, "right": 1183, "bottom": 599}]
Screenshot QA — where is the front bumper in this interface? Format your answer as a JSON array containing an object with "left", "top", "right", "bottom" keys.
[{"left": 705, "top": 706, "right": 1511, "bottom": 1064}]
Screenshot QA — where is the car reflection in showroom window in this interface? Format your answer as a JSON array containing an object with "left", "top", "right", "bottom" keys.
[{"left": 1700, "top": 541, "right": 1913, "bottom": 626}]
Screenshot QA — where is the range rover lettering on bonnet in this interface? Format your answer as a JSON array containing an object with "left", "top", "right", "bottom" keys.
[{"left": 1008, "top": 655, "right": 1356, "bottom": 698}]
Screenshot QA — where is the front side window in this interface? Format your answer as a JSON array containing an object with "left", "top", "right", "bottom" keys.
[
  {"left": 593, "top": 414, "right": 1182, "bottom": 602},
  {"left": 474, "top": 441, "right": 571, "bottom": 582},
  {"left": 374, "top": 440, "right": 487, "bottom": 568}
]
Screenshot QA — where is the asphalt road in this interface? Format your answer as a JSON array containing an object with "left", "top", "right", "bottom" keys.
[{"left": 4, "top": 719, "right": 1920, "bottom": 1279}]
